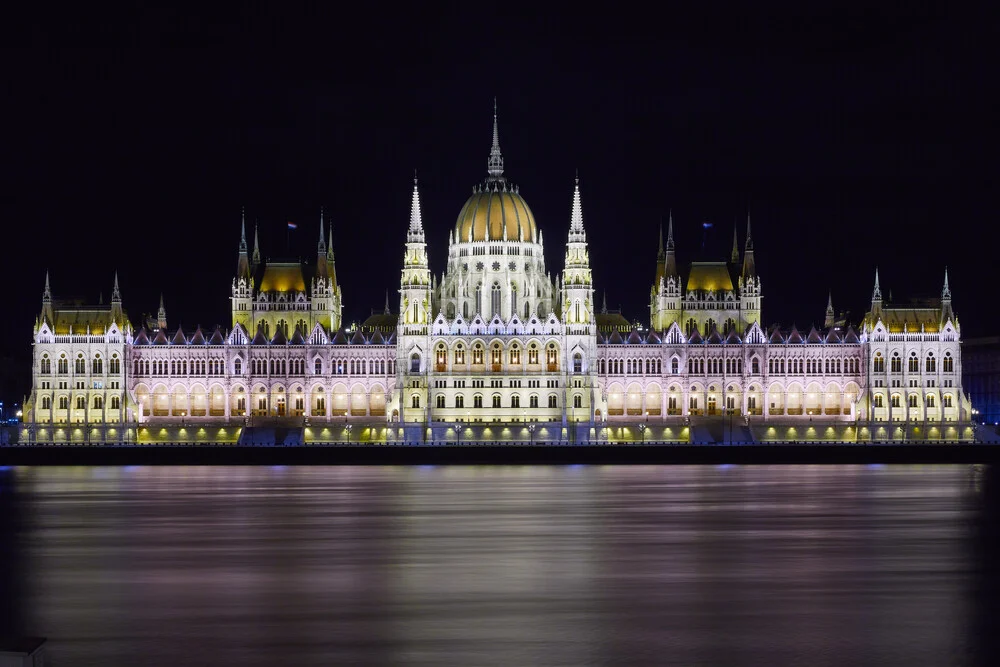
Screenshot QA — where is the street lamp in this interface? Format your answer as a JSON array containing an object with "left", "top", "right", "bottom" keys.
[
  {"left": 346, "top": 423, "right": 353, "bottom": 444},
  {"left": 456, "top": 422, "right": 461, "bottom": 446},
  {"left": 528, "top": 422, "right": 536, "bottom": 445},
  {"left": 639, "top": 422, "right": 647, "bottom": 445}
]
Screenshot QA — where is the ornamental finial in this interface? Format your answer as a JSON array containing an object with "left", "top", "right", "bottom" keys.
[{"left": 487, "top": 99, "right": 504, "bottom": 179}]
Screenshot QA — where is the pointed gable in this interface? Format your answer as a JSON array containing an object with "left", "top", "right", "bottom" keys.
[
  {"left": 227, "top": 323, "right": 247, "bottom": 345},
  {"left": 171, "top": 327, "right": 187, "bottom": 345},
  {"left": 289, "top": 327, "right": 305, "bottom": 345},
  {"left": 350, "top": 330, "right": 366, "bottom": 345},
  {"left": 153, "top": 329, "right": 169, "bottom": 345},
  {"left": 134, "top": 327, "right": 150, "bottom": 345},
  {"left": 645, "top": 330, "right": 661, "bottom": 344},
  {"left": 252, "top": 326, "right": 269, "bottom": 345},
  {"left": 608, "top": 330, "right": 624, "bottom": 344},
  {"left": 384, "top": 331, "right": 396, "bottom": 345},
  {"left": 825, "top": 328, "right": 842, "bottom": 344},
  {"left": 688, "top": 327, "right": 704, "bottom": 344},
  {"left": 309, "top": 323, "right": 328, "bottom": 345},
  {"left": 332, "top": 329, "right": 349, "bottom": 345},
  {"left": 786, "top": 326, "right": 804, "bottom": 344},
  {"left": 210, "top": 326, "right": 226, "bottom": 346},
  {"left": 707, "top": 328, "right": 724, "bottom": 344},
  {"left": 843, "top": 326, "right": 860, "bottom": 344},
  {"left": 725, "top": 329, "right": 742, "bottom": 344},
  {"left": 806, "top": 326, "right": 823, "bottom": 344},
  {"left": 627, "top": 330, "right": 643, "bottom": 344},
  {"left": 189, "top": 327, "right": 206, "bottom": 345},
  {"left": 271, "top": 326, "right": 287, "bottom": 345},
  {"left": 768, "top": 327, "right": 785, "bottom": 344},
  {"left": 370, "top": 329, "right": 385, "bottom": 345}
]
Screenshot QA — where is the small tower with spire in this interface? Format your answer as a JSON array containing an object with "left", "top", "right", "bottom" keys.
[
  {"left": 871, "top": 267, "right": 883, "bottom": 320},
  {"left": 738, "top": 210, "right": 761, "bottom": 330},
  {"left": 824, "top": 291, "right": 835, "bottom": 329},
  {"left": 232, "top": 208, "right": 254, "bottom": 331},
  {"left": 650, "top": 211, "right": 681, "bottom": 330},
  {"left": 157, "top": 294, "right": 167, "bottom": 331},
  {"left": 110, "top": 272, "right": 123, "bottom": 324},
  {"left": 941, "top": 267, "right": 953, "bottom": 325},
  {"left": 40, "top": 270, "right": 54, "bottom": 327},
  {"left": 730, "top": 223, "right": 740, "bottom": 265},
  {"left": 397, "top": 172, "right": 432, "bottom": 423},
  {"left": 311, "top": 207, "right": 342, "bottom": 332},
  {"left": 487, "top": 98, "right": 504, "bottom": 182}
]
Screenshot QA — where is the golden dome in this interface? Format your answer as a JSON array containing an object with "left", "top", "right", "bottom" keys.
[{"left": 455, "top": 185, "right": 537, "bottom": 243}]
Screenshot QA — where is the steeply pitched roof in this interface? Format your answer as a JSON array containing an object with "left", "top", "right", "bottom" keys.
[
  {"left": 686, "top": 262, "right": 734, "bottom": 292},
  {"left": 209, "top": 327, "right": 226, "bottom": 345}
]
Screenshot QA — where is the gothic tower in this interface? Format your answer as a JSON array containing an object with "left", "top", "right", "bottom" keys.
[{"left": 397, "top": 175, "right": 432, "bottom": 422}]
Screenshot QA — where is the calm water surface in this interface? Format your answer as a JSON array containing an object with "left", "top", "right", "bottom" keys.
[{"left": 2, "top": 464, "right": 999, "bottom": 666}]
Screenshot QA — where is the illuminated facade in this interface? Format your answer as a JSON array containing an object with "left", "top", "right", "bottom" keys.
[{"left": 22, "top": 108, "right": 974, "bottom": 443}]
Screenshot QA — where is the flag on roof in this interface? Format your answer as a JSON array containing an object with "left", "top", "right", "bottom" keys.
[{"left": 287, "top": 221, "right": 297, "bottom": 229}]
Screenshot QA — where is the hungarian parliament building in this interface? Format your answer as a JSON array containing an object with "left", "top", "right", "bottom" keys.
[{"left": 22, "top": 111, "right": 973, "bottom": 444}]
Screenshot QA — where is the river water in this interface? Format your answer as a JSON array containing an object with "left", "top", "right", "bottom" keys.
[{"left": 2, "top": 464, "right": 999, "bottom": 666}]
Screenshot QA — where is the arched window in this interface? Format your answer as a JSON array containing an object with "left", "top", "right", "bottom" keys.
[
  {"left": 455, "top": 395, "right": 464, "bottom": 408},
  {"left": 672, "top": 358, "right": 679, "bottom": 374},
  {"left": 474, "top": 395, "right": 483, "bottom": 408},
  {"left": 573, "top": 394, "right": 583, "bottom": 409},
  {"left": 111, "top": 396, "right": 120, "bottom": 410},
  {"left": 548, "top": 394, "right": 558, "bottom": 408},
  {"left": 492, "top": 394, "right": 502, "bottom": 408},
  {"left": 891, "top": 394, "right": 901, "bottom": 408},
  {"left": 926, "top": 394, "right": 935, "bottom": 408},
  {"left": 473, "top": 345, "right": 484, "bottom": 365},
  {"left": 528, "top": 344, "right": 539, "bottom": 365},
  {"left": 529, "top": 395, "right": 539, "bottom": 408},
  {"left": 455, "top": 345, "right": 465, "bottom": 365},
  {"left": 752, "top": 358, "right": 759, "bottom": 374},
  {"left": 410, "top": 353, "right": 420, "bottom": 373},
  {"left": 874, "top": 394, "right": 883, "bottom": 408},
  {"left": 491, "top": 282, "right": 502, "bottom": 318},
  {"left": 412, "top": 394, "right": 421, "bottom": 409},
  {"left": 874, "top": 353, "right": 885, "bottom": 373},
  {"left": 943, "top": 394, "right": 953, "bottom": 408},
  {"left": 908, "top": 394, "right": 918, "bottom": 408},
  {"left": 685, "top": 318, "right": 697, "bottom": 336},
  {"left": 436, "top": 345, "right": 447, "bottom": 371},
  {"left": 908, "top": 353, "right": 918, "bottom": 373},
  {"left": 110, "top": 356, "right": 120, "bottom": 374},
  {"left": 94, "top": 396, "right": 103, "bottom": 409},
  {"left": 475, "top": 283, "right": 482, "bottom": 315},
  {"left": 511, "top": 284, "right": 517, "bottom": 316},
  {"left": 511, "top": 395, "right": 520, "bottom": 408},
  {"left": 75, "top": 355, "right": 86, "bottom": 374},
  {"left": 59, "top": 396, "right": 68, "bottom": 409},
  {"left": 573, "top": 353, "right": 583, "bottom": 374},
  {"left": 943, "top": 353, "right": 954, "bottom": 373},
  {"left": 436, "top": 395, "right": 445, "bottom": 408},
  {"left": 509, "top": 345, "right": 521, "bottom": 365},
  {"left": 463, "top": 301, "right": 469, "bottom": 319},
  {"left": 92, "top": 356, "right": 103, "bottom": 374},
  {"left": 235, "top": 358, "right": 242, "bottom": 375},
  {"left": 40, "top": 355, "right": 51, "bottom": 374},
  {"left": 926, "top": 353, "right": 936, "bottom": 373},
  {"left": 41, "top": 396, "right": 51, "bottom": 409},
  {"left": 705, "top": 318, "right": 716, "bottom": 333},
  {"left": 315, "top": 359, "right": 322, "bottom": 374}
]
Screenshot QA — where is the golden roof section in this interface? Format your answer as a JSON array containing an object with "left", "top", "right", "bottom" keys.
[
  {"left": 259, "top": 263, "right": 306, "bottom": 293},
  {"left": 686, "top": 262, "right": 734, "bottom": 292},
  {"left": 873, "top": 307, "right": 942, "bottom": 333},
  {"left": 455, "top": 189, "right": 537, "bottom": 243},
  {"left": 49, "top": 308, "right": 116, "bottom": 335}
]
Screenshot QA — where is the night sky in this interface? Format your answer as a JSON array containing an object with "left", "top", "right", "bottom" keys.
[{"left": 1, "top": 4, "right": 993, "bottom": 404}]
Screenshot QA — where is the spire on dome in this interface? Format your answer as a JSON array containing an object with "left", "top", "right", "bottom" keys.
[
  {"left": 487, "top": 98, "right": 504, "bottom": 180},
  {"left": 568, "top": 173, "right": 585, "bottom": 241},
  {"left": 408, "top": 171, "right": 424, "bottom": 239},
  {"left": 942, "top": 266, "right": 951, "bottom": 299},
  {"left": 318, "top": 207, "right": 327, "bottom": 254}
]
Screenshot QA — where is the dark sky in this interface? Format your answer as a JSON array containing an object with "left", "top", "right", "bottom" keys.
[{"left": 0, "top": 4, "right": 994, "bottom": 403}]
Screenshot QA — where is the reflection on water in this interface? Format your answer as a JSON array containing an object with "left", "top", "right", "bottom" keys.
[{"left": 0, "top": 465, "right": 996, "bottom": 666}]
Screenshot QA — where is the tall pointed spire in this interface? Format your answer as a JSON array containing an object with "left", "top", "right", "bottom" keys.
[
  {"left": 666, "top": 210, "right": 675, "bottom": 250},
  {"left": 328, "top": 228, "right": 334, "bottom": 261},
  {"left": 942, "top": 266, "right": 951, "bottom": 299},
  {"left": 384, "top": 290, "right": 390, "bottom": 315},
  {"left": 157, "top": 293, "right": 167, "bottom": 331},
  {"left": 744, "top": 209, "right": 753, "bottom": 250},
  {"left": 658, "top": 221, "right": 664, "bottom": 259},
  {"left": 730, "top": 222, "right": 739, "bottom": 263},
  {"left": 112, "top": 272, "right": 121, "bottom": 301},
  {"left": 239, "top": 206, "right": 248, "bottom": 253},
  {"left": 824, "top": 291, "right": 835, "bottom": 328},
  {"left": 43, "top": 270, "right": 51, "bottom": 301},
  {"left": 873, "top": 267, "right": 882, "bottom": 301},
  {"left": 252, "top": 221, "right": 261, "bottom": 267},
  {"left": 487, "top": 98, "right": 504, "bottom": 180},
  {"left": 568, "top": 173, "right": 585, "bottom": 240},
  {"left": 318, "top": 207, "right": 327, "bottom": 254},
  {"left": 602, "top": 290, "right": 608, "bottom": 314},
  {"left": 741, "top": 209, "right": 756, "bottom": 279},
  {"left": 408, "top": 170, "right": 424, "bottom": 239}
]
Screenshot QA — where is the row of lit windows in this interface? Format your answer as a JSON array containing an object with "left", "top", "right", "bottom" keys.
[
  {"left": 40, "top": 354, "right": 120, "bottom": 375},
  {"left": 684, "top": 318, "right": 740, "bottom": 336},
  {"left": 132, "top": 357, "right": 396, "bottom": 377},
  {"left": 39, "top": 395, "right": 121, "bottom": 410},
  {"left": 872, "top": 393, "right": 953, "bottom": 408},
  {"left": 424, "top": 394, "right": 581, "bottom": 409},
  {"left": 768, "top": 358, "right": 862, "bottom": 375},
  {"left": 434, "top": 342, "right": 559, "bottom": 367},
  {"left": 873, "top": 351, "right": 954, "bottom": 373}
]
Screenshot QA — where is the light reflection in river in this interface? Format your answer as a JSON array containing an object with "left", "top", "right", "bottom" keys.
[{"left": 0, "top": 465, "right": 996, "bottom": 666}]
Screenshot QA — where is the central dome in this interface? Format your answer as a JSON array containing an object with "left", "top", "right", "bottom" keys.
[{"left": 454, "top": 183, "right": 537, "bottom": 243}]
